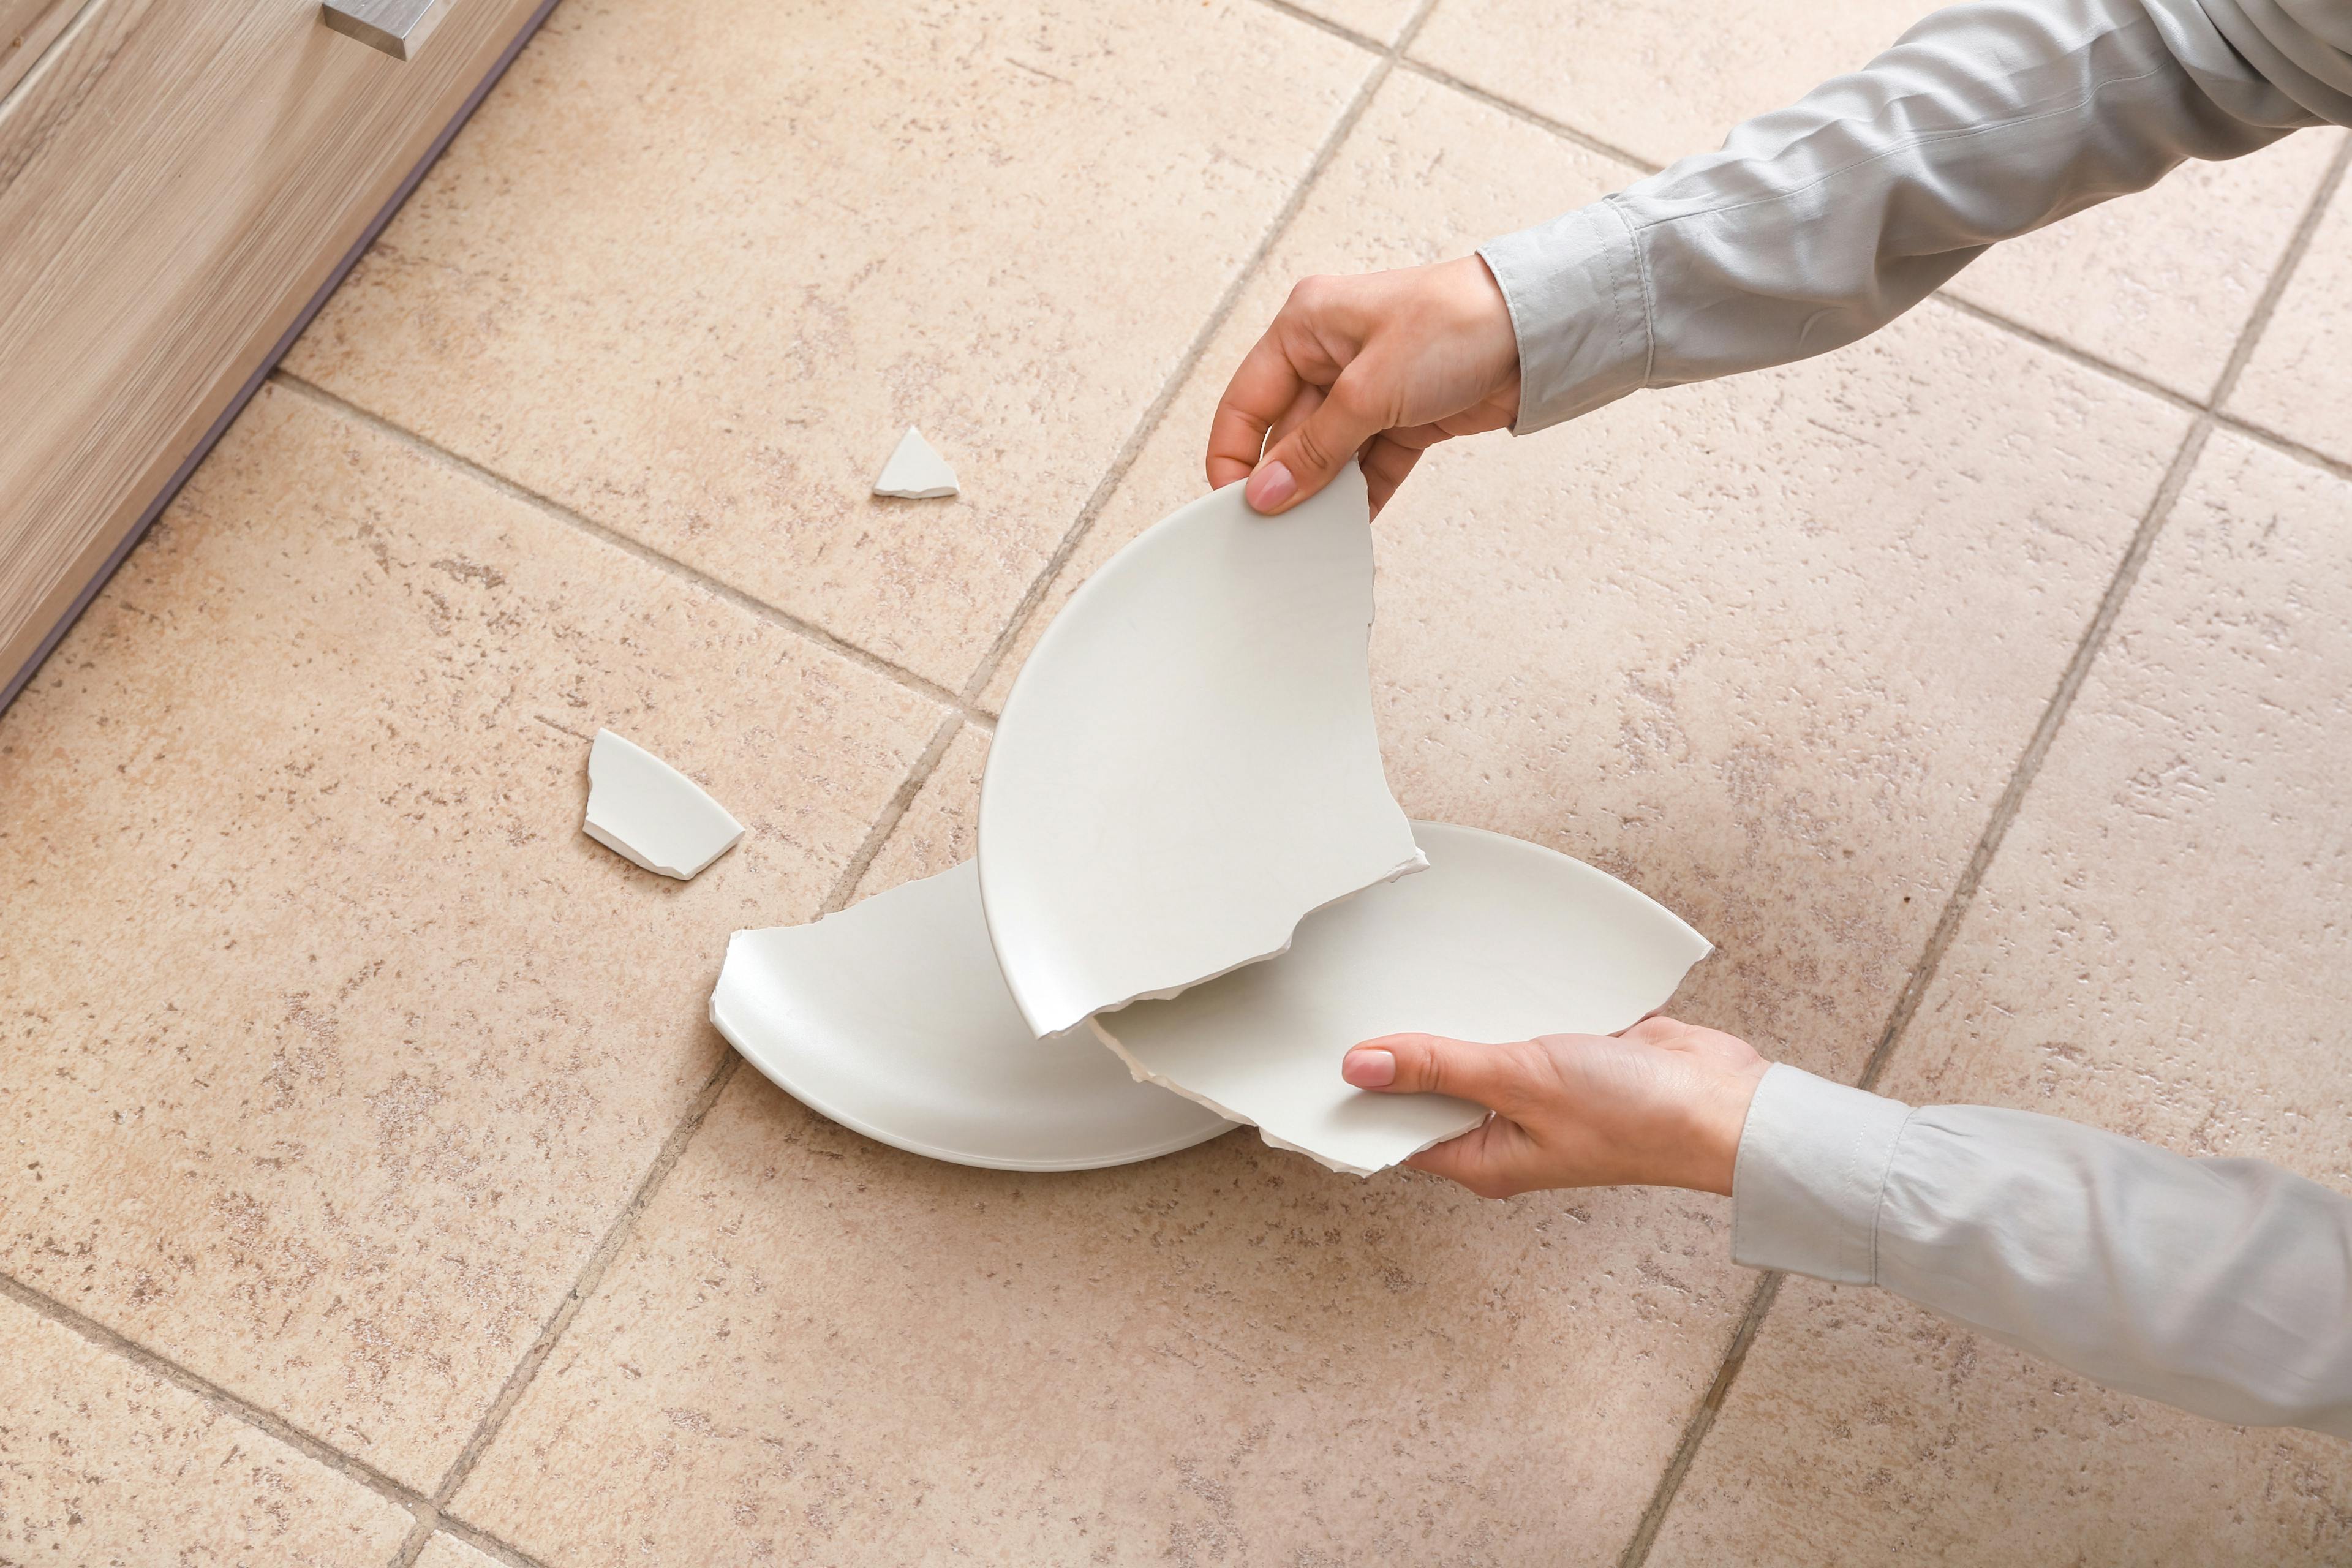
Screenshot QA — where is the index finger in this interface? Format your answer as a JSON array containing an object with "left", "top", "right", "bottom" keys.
[{"left": 1206, "top": 328, "right": 1311, "bottom": 489}]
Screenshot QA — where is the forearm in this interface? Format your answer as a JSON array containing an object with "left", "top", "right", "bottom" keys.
[
  {"left": 1480, "top": 0, "right": 2331, "bottom": 432},
  {"left": 1733, "top": 1064, "right": 2352, "bottom": 1438}
]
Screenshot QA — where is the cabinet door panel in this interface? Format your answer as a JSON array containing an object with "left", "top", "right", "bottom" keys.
[{"left": 0, "top": 0, "right": 551, "bottom": 698}]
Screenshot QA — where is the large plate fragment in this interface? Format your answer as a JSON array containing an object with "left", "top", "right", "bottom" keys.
[
  {"left": 711, "top": 861, "right": 1231, "bottom": 1171},
  {"left": 979, "top": 461, "right": 1423, "bottom": 1036},
  {"left": 1090, "top": 822, "right": 1712, "bottom": 1177}
]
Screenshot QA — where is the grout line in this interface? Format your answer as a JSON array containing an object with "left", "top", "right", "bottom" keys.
[
  {"left": 1847, "top": 418, "right": 2214, "bottom": 1099},
  {"left": 1617, "top": 118, "right": 2351, "bottom": 1568},
  {"left": 392, "top": 506, "right": 982, "bottom": 1553},
  {"left": 390, "top": 1516, "right": 440, "bottom": 1567},
  {"left": 420, "top": 1517, "right": 557, "bottom": 1568},
  {"left": 1847, "top": 126, "right": 2347, "bottom": 1103},
  {"left": 0, "top": 1268, "right": 560, "bottom": 1568},
  {"left": 265, "top": 371, "right": 985, "bottom": 726},
  {"left": 396, "top": 522, "right": 962, "bottom": 1562},
  {"left": 1617, "top": 1272, "right": 1784, "bottom": 1567},
  {"left": 820, "top": 713, "right": 967, "bottom": 911},
  {"left": 2204, "top": 132, "right": 2351, "bottom": 409},
  {"left": 0, "top": 1270, "right": 429, "bottom": 1524},
  {"left": 2213, "top": 410, "right": 2352, "bottom": 482},
  {"left": 1248, "top": 0, "right": 1387, "bottom": 55},
  {"left": 404, "top": 1051, "right": 747, "bottom": 1551},
  {"left": 954, "top": 0, "right": 1446, "bottom": 716},
  {"left": 1606, "top": 425, "right": 2220, "bottom": 1568},
  {"left": 1929, "top": 294, "right": 2201, "bottom": 414},
  {"left": 1396, "top": 56, "right": 1662, "bottom": 174}
]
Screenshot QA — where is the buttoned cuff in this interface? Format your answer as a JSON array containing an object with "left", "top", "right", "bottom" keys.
[
  {"left": 1476, "top": 198, "right": 1651, "bottom": 436},
  {"left": 1730, "top": 1064, "right": 1917, "bottom": 1286}
]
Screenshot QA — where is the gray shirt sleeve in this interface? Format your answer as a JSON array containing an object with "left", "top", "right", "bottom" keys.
[
  {"left": 1478, "top": 0, "right": 2350, "bottom": 433},
  {"left": 1732, "top": 1063, "right": 2352, "bottom": 1438}
]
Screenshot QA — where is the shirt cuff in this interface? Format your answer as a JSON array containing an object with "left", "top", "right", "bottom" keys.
[
  {"left": 1476, "top": 198, "right": 1651, "bottom": 436},
  {"left": 1731, "top": 1064, "right": 1917, "bottom": 1285}
]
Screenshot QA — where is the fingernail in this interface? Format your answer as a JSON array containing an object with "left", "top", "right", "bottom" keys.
[
  {"left": 1343, "top": 1048, "right": 1395, "bottom": 1088},
  {"left": 1245, "top": 461, "right": 1295, "bottom": 513}
]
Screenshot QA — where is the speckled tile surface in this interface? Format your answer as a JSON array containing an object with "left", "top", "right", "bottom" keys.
[
  {"left": 1647, "top": 1276, "right": 2352, "bottom": 1568},
  {"left": 417, "top": 1532, "right": 507, "bottom": 1568},
  {"left": 1644, "top": 431, "right": 2352, "bottom": 1562},
  {"left": 1882, "top": 431, "right": 2352, "bottom": 1176},
  {"left": 0, "top": 1291, "right": 413, "bottom": 1565},
  {"left": 8, "top": 0, "right": 2350, "bottom": 1560},
  {"left": 283, "top": 0, "right": 1373, "bottom": 692},
  {"left": 851, "top": 720, "right": 989, "bottom": 901},
  {"left": 0, "top": 386, "right": 940, "bottom": 1491},
  {"left": 449, "top": 1067, "right": 1736, "bottom": 1567},
  {"left": 2231, "top": 174, "right": 2352, "bottom": 467},
  {"left": 1412, "top": 0, "right": 1918, "bottom": 166}
]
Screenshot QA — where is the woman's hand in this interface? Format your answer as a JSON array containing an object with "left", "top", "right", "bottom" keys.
[
  {"left": 1207, "top": 254, "right": 1521, "bottom": 518},
  {"left": 1341, "top": 1016, "right": 1771, "bottom": 1198}
]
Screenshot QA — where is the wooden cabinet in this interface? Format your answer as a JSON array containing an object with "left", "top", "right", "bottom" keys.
[{"left": 0, "top": 0, "right": 553, "bottom": 709}]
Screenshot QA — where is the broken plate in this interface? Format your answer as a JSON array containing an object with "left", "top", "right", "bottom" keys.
[
  {"left": 872, "top": 426, "right": 959, "bottom": 498},
  {"left": 1090, "top": 821, "right": 1712, "bottom": 1177},
  {"left": 711, "top": 861, "right": 1232, "bottom": 1171},
  {"left": 979, "top": 460, "right": 1424, "bottom": 1037},
  {"left": 582, "top": 729, "right": 744, "bottom": 880}
]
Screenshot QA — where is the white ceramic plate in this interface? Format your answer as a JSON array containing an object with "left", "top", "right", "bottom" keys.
[
  {"left": 1091, "top": 822, "right": 1713, "bottom": 1177},
  {"left": 710, "top": 861, "right": 1232, "bottom": 1171},
  {"left": 979, "top": 460, "right": 1425, "bottom": 1037}
]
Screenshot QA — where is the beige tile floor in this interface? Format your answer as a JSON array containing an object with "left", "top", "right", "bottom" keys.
[{"left": 3, "top": 0, "right": 2348, "bottom": 1562}]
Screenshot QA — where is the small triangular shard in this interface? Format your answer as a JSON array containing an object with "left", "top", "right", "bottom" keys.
[{"left": 873, "top": 426, "right": 959, "bottom": 499}]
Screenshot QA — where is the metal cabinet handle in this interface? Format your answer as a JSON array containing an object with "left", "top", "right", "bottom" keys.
[{"left": 321, "top": 0, "right": 446, "bottom": 60}]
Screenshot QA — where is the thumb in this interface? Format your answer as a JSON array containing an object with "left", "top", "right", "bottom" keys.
[
  {"left": 1341, "top": 1033, "right": 1530, "bottom": 1113},
  {"left": 1246, "top": 368, "right": 1388, "bottom": 515}
]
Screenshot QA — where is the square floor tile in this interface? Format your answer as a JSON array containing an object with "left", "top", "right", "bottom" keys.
[
  {"left": 0, "top": 386, "right": 942, "bottom": 1490},
  {"left": 0, "top": 1293, "right": 413, "bottom": 1565},
  {"left": 453, "top": 1067, "right": 1748, "bottom": 1566},
  {"left": 1646, "top": 431, "right": 2352, "bottom": 1562},
  {"left": 1410, "top": 0, "right": 2342, "bottom": 397},
  {"left": 2230, "top": 174, "right": 2352, "bottom": 467},
  {"left": 284, "top": 0, "right": 1374, "bottom": 691},
  {"left": 988, "top": 69, "right": 2191, "bottom": 1077}
]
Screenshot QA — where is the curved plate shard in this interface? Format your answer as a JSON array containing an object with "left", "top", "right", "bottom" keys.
[
  {"left": 1090, "top": 822, "right": 1713, "bottom": 1177},
  {"left": 711, "top": 861, "right": 1232, "bottom": 1172},
  {"left": 979, "top": 461, "right": 1424, "bottom": 1037},
  {"left": 583, "top": 729, "right": 744, "bottom": 880}
]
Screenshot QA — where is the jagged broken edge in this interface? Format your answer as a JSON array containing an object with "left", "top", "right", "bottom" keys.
[
  {"left": 1046, "top": 843, "right": 1429, "bottom": 1033},
  {"left": 1086, "top": 1009, "right": 1476, "bottom": 1180}
]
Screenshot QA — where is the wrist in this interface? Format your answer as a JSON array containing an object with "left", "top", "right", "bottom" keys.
[{"left": 1681, "top": 1058, "right": 1769, "bottom": 1197}]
